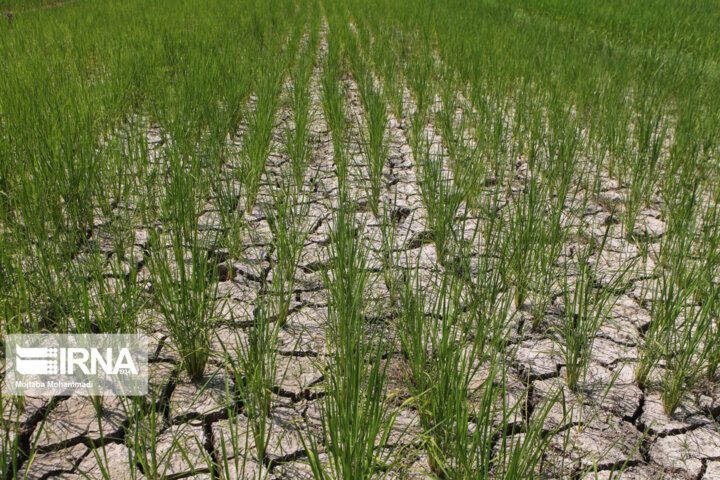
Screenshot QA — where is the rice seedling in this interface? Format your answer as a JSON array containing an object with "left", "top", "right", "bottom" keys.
[
  {"left": 404, "top": 275, "right": 478, "bottom": 477},
  {"left": 214, "top": 409, "right": 258, "bottom": 480},
  {"left": 228, "top": 299, "right": 281, "bottom": 466},
  {"left": 398, "top": 259, "right": 559, "bottom": 478},
  {"left": 148, "top": 228, "right": 220, "bottom": 381},
  {"left": 377, "top": 200, "right": 403, "bottom": 306},
  {"left": 621, "top": 96, "right": 667, "bottom": 240},
  {"left": 558, "top": 229, "right": 631, "bottom": 391},
  {"left": 320, "top": 37, "right": 350, "bottom": 190},
  {"left": 0, "top": 398, "right": 23, "bottom": 479},
  {"left": 285, "top": 35, "right": 317, "bottom": 190},
  {"left": 635, "top": 203, "right": 715, "bottom": 414},
  {"left": 73, "top": 251, "right": 146, "bottom": 335},
  {"left": 264, "top": 175, "right": 313, "bottom": 326},
  {"left": 502, "top": 171, "right": 549, "bottom": 311},
  {"left": 699, "top": 201, "right": 720, "bottom": 380},
  {"left": 416, "top": 137, "right": 463, "bottom": 265},
  {"left": 243, "top": 59, "right": 285, "bottom": 215},
  {"left": 302, "top": 201, "right": 396, "bottom": 480},
  {"left": 436, "top": 70, "right": 464, "bottom": 167},
  {"left": 123, "top": 395, "right": 176, "bottom": 480},
  {"left": 659, "top": 296, "right": 713, "bottom": 415},
  {"left": 406, "top": 47, "right": 435, "bottom": 152},
  {"left": 213, "top": 162, "right": 247, "bottom": 257},
  {"left": 357, "top": 82, "right": 389, "bottom": 219}
]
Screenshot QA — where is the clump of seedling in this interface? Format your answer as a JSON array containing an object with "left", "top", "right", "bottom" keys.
[
  {"left": 320, "top": 36, "right": 350, "bottom": 190},
  {"left": 622, "top": 97, "right": 667, "bottom": 240},
  {"left": 636, "top": 255, "right": 715, "bottom": 415},
  {"left": 244, "top": 60, "right": 284, "bottom": 215},
  {"left": 302, "top": 200, "right": 397, "bottom": 479},
  {"left": 558, "top": 228, "right": 630, "bottom": 391},
  {"left": 232, "top": 298, "right": 282, "bottom": 465},
  {"left": 357, "top": 82, "right": 389, "bottom": 218},
  {"left": 285, "top": 36, "right": 317, "bottom": 190},
  {"left": 149, "top": 229, "right": 220, "bottom": 381},
  {"left": 264, "top": 173, "right": 313, "bottom": 326},
  {"left": 416, "top": 137, "right": 463, "bottom": 265}
]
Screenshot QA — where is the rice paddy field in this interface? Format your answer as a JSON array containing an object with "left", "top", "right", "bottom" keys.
[{"left": 2, "top": 0, "right": 720, "bottom": 478}]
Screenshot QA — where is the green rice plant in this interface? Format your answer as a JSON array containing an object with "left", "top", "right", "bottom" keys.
[
  {"left": 622, "top": 98, "right": 667, "bottom": 240},
  {"left": 285, "top": 38, "right": 316, "bottom": 190},
  {"left": 213, "top": 407, "right": 263, "bottom": 480},
  {"left": 18, "top": 236, "right": 111, "bottom": 334},
  {"left": 377, "top": 200, "right": 403, "bottom": 306},
  {"left": 0, "top": 397, "right": 24, "bottom": 479},
  {"left": 703, "top": 289, "right": 720, "bottom": 381},
  {"left": 436, "top": 69, "right": 464, "bottom": 167},
  {"left": 397, "top": 267, "right": 470, "bottom": 477},
  {"left": 406, "top": 48, "right": 435, "bottom": 152},
  {"left": 659, "top": 181, "right": 700, "bottom": 290},
  {"left": 69, "top": 249, "right": 145, "bottom": 335},
  {"left": 2, "top": 395, "right": 57, "bottom": 480},
  {"left": 264, "top": 175, "right": 312, "bottom": 326},
  {"left": 213, "top": 163, "right": 247, "bottom": 257},
  {"left": 366, "top": 23, "right": 407, "bottom": 122},
  {"left": 85, "top": 394, "right": 188, "bottom": 480},
  {"left": 596, "top": 85, "right": 632, "bottom": 181},
  {"left": 502, "top": 172, "right": 548, "bottom": 311},
  {"left": 530, "top": 108, "right": 580, "bottom": 330},
  {"left": 469, "top": 92, "right": 511, "bottom": 195},
  {"left": 357, "top": 82, "right": 389, "bottom": 218},
  {"left": 451, "top": 140, "right": 487, "bottom": 213},
  {"left": 0, "top": 240, "right": 22, "bottom": 334},
  {"left": 416, "top": 283, "right": 479, "bottom": 477},
  {"left": 244, "top": 60, "right": 285, "bottom": 215},
  {"left": 124, "top": 396, "right": 176, "bottom": 480},
  {"left": 397, "top": 260, "right": 558, "bottom": 478},
  {"left": 558, "top": 228, "right": 630, "bottom": 391},
  {"left": 302, "top": 201, "right": 396, "bottom": 479},
  {"left": 79, "top": 219, "right": 147, "bottom": 334},
  {"left": 660, "top": 295, "right": 713, "bottom": 415},
  {"left": 161, "top": 150, "right": 205, "bottom": 244},
  {"left": 635, "top": 268, "right": 688, "bottom": 389},
  {"left": 642, "top": 204, "right": 714, "bottom": 414},
  {"left": 96, "top": 124, "right": 142, "bottom": 222},
  {"left": 36, "top": 100, "right": 100, "bottom": 257},
  {"left": 659, "top": 111, "right": 704, "bottom": 286},
  {"left": 229, "top": 299, "right": 281, "bottom": 465},
  {"left": 148, "top": 229, "right": 220, "bottom": 381},
  {"left": 633, "top": 252, "right": 714, "bottom": 415},
  {"left": 416, "top": 137, "right": 463, "bottom": 264},
  {"left": 345, "top": 36, "right": 370, "bottom": 102},
  {"left": 699, "top": 201, "right": 720, "bottom": 379},
  {"left": 320, "top": 38, "right": 350, "bottom": 190},
  {"left": 493, "top": 388, "right": 562, "bottom": 480},
  {"left": 383, "top": 61, "right": 404, "bottom": 122},
  {"left": 461, "top": 219, "right": 514, "bottom": 354},
  {"left": 437, "top": 75, "right": 491, "bottom": 214},
  {"left": 396, "top": 268, "right": 433, "bottom": 407}
]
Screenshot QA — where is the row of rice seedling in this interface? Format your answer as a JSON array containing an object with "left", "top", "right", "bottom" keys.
[{"left": 302, "top": 200, "right": 396, "bottom": 478}]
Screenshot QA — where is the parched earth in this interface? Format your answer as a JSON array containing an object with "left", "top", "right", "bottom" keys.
[{"left": 3, "top": 28, "right": 720, "bottom": 480}]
